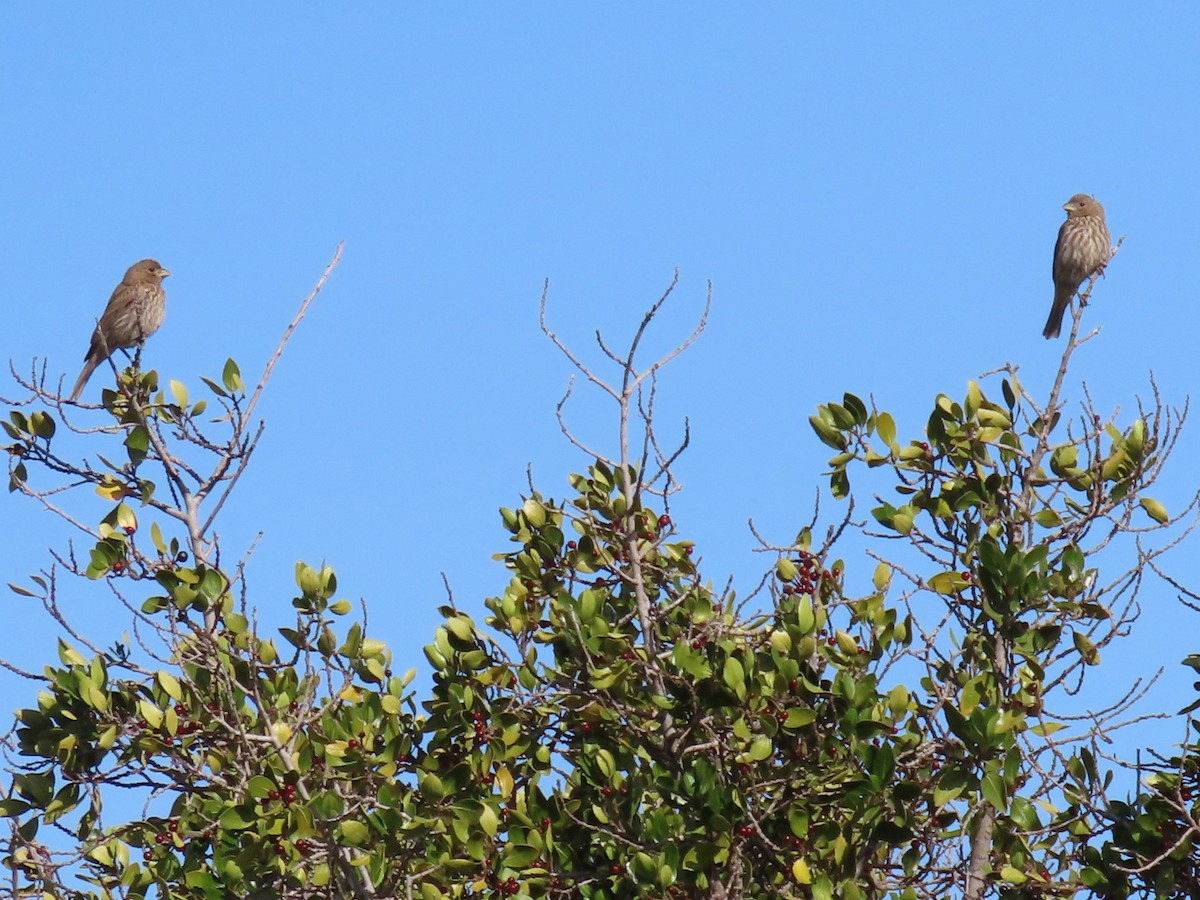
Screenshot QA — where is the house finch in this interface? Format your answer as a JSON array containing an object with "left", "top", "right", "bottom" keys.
[
  {"left": 68, "top": 259, "right": 170, "bottom": 402},
  {"left": 1043, "top": 194, "right": 1110, "bottom": 339}
]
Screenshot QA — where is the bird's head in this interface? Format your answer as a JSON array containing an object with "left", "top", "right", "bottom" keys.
[
  {"left": 125, "top": 259, "right": 171, "bottom": 283},
  {"left": 1063, "top": 194, "right": 1104, "bottom": 220}
]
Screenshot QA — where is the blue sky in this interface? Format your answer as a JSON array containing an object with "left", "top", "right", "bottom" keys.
[{"left": 2, "top": 6, "right": 1199, "bottom": 778}]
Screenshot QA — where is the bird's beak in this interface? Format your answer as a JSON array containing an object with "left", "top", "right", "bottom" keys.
[
  {"left": 159, "top": 268, "right": 172, "bottom": 278},
  {"left": 1061, "top": 202, "right": 1075, "bottom": 212}
]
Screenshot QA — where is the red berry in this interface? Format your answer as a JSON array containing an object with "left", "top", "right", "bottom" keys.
[
  {"left": 567, "top": 540, "right": 577, "bottom": 550},
  {"left": 348, "top": 739, "right": 358, "bottom": 749},
  {"left": 658, "top": 514, "right": 671, "bottom": 528},
  {"left": 685, "top": 546, "right": 694, "bottom": 555}
]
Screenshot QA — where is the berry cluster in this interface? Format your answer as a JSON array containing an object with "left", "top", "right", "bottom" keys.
[
  {"left": 267, "top": 783, "right": 299, "bottom": 805},
  {"left": 780, "top": 550, "right": 840, "bottom": 597},
  {"left": 471, "top": 710, "right": 491, "bottom": 746}
]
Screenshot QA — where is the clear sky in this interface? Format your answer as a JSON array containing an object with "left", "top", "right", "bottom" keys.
[{"left": 2, "top": 6, "right": 1199, "bottom": 779}]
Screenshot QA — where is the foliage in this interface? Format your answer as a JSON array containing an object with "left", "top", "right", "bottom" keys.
[{"left": 1, "top": 267, "right": 1198, "bottom": 899}]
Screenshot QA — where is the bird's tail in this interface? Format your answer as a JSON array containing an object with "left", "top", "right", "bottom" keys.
[
  {"left": 67, "top": 355, "right": 101, "bottom": 403},
  {"left": 1042, "top": 289, "right": 1071, "bottom": 340}
]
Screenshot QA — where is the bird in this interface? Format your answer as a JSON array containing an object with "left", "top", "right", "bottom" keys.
[
  {"left": 1043, "top": 194, "right": 1110, "bottom": 339},
  {"left": 67, "top": 259, "right": 170, "bottom": 402}
]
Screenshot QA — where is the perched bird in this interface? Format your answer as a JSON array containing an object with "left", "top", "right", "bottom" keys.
[
  {"left": 68, "top": 259, "right": 170, "bottom": 402},
  {"left": 1043, "top": 194, "right": 1110, "bottom": 339}
]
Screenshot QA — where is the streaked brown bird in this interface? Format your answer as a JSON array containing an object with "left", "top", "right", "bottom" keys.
[
  {"left": 68, "top": 259, "right": 170, "bottom": 402},
  {"left": 1043, "top": 194, "right": 1110, "bottom": 339}
]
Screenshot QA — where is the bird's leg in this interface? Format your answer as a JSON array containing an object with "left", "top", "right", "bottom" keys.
[{"left": 1079, "top": 269, "right": 1105, "bottom": 308}]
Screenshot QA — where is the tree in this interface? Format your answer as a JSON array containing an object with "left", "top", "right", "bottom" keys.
[{"left": 1, "top": 259, "right": 1196, "bottom": 898}]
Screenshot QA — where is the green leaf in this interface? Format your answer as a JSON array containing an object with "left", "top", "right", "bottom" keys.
[
  {"left": 0, "top": 799, "right": 31, "bottom": 816},
  {"left": 156, "top": 671, "right": 183, "bottom": 702},
  {"left": 981, "top": 773, "right": 1007, "bottom": 810},
  {"left": 445, "top": 614, "right": 475, "bottom": 643},
  {"left": 842, "top": 392, "right": 869, "bottom": 425},
  {"left": 219, "top": 808, "right": 254, "bottom": 830},
  {"left": 1000, "top": 865, "right": 1027, "bottom": 884},
  {"left": 874, "top": 411, "right": 897, "bottom": 451},
  {"left": 777, "top": 558, "right": 798, "bottom": 582},
  {"left": 723, "top": 656, "right": 746, "bottom": 700},
  {"left": 1139, "top": 497, "right": 1169, "bottom": 524},
  {"left": 29, "top": 410, "right": 55, "bottom": 439},
  {"left": 872, "top": 562, "right": 891, "bottom": 591},
  {"left": 1002, "top": 377, "right": 1017, "bottom": 410},
  {"left": 1034, "top": 508, "right": 1062, "bottom": 528},
  {"left": 830, "top": 468, "right": 850, "bottom": 499},
  {"left": 748, "top": 735, "right": 772, "bottom": 761},
  {"left": 200, "top": 376, "right": 228, "bottom": 398},
  {"left": 964, "top": 380, "right": 982, "bottom": 418},
  {"left": 222, "top": 358, "right": 245, "bottom": 394},
  {"left": 523, "top": 497, "right": 547, "bottom": 528},
  {"left": 785, "top": 708, "right": 817, "bottom": 728},
  {"left": 479, "top": 804, "right": 498, "bottom": 837},
  {"left": 927, "top": 571, "right": 965, "bottom": 595},
  {"left": 1071, "top": 630, "right": 1100, "bottom": 665},
  {"left": 809, "top": 415, "right": 847, "bottom": 451}
]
